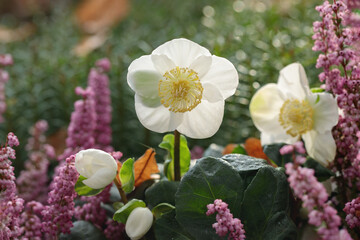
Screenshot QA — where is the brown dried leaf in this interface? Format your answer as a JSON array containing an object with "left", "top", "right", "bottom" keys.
[
  {"left": 75, "top": 0, "right": 130, "bottom": 34},
  {"left": 134, "top": 148, "right": 159, "bottom": 187}
]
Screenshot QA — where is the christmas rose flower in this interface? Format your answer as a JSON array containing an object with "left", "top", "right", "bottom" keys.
[
  {"left": 125, "top": 207, "right": 153, "bottom": 240},
  {"left": 249, "top": 63, "right": 338, "bottom": 166},
  {"left": 127, "top": 38, "right": 238, "bottom": 138},
  {"left": 75, "top": 149, "right": 117, "bottom": 189}
]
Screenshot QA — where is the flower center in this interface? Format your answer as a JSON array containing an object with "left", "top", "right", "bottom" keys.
[
  {"left": 158, "top": 67, "right": 203, "bottom": 113},
  {"left": 279, "top": 99, "right": 313, "bottom": 137}
]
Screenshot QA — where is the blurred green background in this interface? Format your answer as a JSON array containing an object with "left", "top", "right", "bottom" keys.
[{"left": 0, "top": 0, "right": 321, "bottom": 171}]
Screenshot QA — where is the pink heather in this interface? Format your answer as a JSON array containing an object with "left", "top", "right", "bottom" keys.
[
  {"left": 104, "top": 219, "right": 125, "bottom": 240},
  {"left": 191, "top": 145, "right": 204, "bottom": 159},
  {"left": 59, "top": 86, "right": 96, "bottom": 160},
  {"left": 280, "top": 141, "right": 306, "bottom": 164},
  {"left": 286, "top": 162, "right": 351, "bottom": 239},
  {"left": 344, "top": 196, "right": 360, "bottom": 229},
  {"left": 206, "top": 199, "right": 246, "bottom": 240},
  {"left": 88, "top": 58, "right": 113, "bottom": 152},
  {"left": 0, "top": 133, "right": 24, "bottom": 239},
  {"left": 17, "top": 120, "right": 55, "bottom": 203},
  {"left": 19, "top": 201, "right": 44, "bottom": 239},
  {"left": 42, "top": 155, "right": 79, "bottom": 236},
  {"left": 74, "top": 184, "right": 112, "bottom": 228},
  {"left": 313, "top": 0, "right": 360, "bottom": 190},
  {"left": 0, "top": 54, "right": 13, "bottom": 123}
]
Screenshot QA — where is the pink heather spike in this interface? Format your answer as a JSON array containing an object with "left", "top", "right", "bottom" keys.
[{"left": 206, "top": 199, "right": 246, "bottom": 240}]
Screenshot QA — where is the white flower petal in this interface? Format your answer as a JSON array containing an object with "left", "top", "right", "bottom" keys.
[
  {"left": 261, "top": 132, "right": 299, "bottom": 146},
  {"left": 249, "top": 83, "right": 285, "bottom": 135},
  {"left": 128, "top": 55, "right": 157, "bottom": 73},
  {"left": 277, "top": 63, "right": 311, "bottom": 99},
  {"left": 152, "top": 38, "right": 211, "bottom": 67},
  {"left": 137, "top": 95, "right": 162, "bottom": 108},
  {"left": 202, "top": 82, "right": 224, "bottom": 103},
  {"left": 75, "top": 149, "right": 117, "bottom": 178},
  {"left": 307, "top": 93, "right": 339, "bottom": 134},
  {"left": 189, "top": 55, "right": 212, "bottom": 78},
  {"left": 177, "top": 100, "right": 224, "bottom": 139},
  {"left": 302, "top": 130, "right": 336, "bottom": 166},
  {"left": 83, "top": 167, "right": 116, "bottom": 189},
  {"left": 135, "top": 94, "right": 183, "bottom": 133},
  {"left": 201, "top": 55, "right": 239, "bottom": 99},
  {"left": 151, "top": 54, "right": 176, "bottom": 74},
  {"left": 125, "top": 207, "right": 153, "bottom": 240},
  {"left": 127, "top": 70, "right": 161, "bottom": 99}
]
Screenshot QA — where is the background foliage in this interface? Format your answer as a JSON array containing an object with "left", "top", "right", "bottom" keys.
[{"left": 0, "top": 0, "right": 320, "bottom": 172}]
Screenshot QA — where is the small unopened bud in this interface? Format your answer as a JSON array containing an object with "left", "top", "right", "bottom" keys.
[{"left": 125, "top": 207, "right": 153, "bottom": 240}]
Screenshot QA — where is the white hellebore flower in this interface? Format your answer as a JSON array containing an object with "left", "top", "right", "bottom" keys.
[
  {"left": 249, "top": 63, "right": 339, "bottom": 166},
  {"left": 75, "top": 149, "right": 117, "bottom": 189},
  {"left": 127, "top": 38, "right": 239, "bottom": 139},
  {"left": 125, "top": 207, "right": 153, "bottom": 240}
]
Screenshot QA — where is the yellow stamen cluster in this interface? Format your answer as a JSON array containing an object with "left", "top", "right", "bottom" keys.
[
  {"left": 279, "top": 99, "right": 313, "bottom": 137},
  {"left": 158, "top": 67, "right": 203, "bottom": 113}
]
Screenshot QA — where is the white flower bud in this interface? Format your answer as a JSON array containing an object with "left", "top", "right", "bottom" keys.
[
  {"left": 125, "top": 207, "right": 153, "bottom": 240},
  {"left": 75, "top": 149, "right": 117, "bottom": 189}
]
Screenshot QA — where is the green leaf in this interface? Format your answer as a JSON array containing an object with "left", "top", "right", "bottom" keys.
[
  {"left": 159, "top": 134, "right": 191, "bottom": 181},
  {"left": 75, "top": 175, "right": 104, "bottom": 196},
  {"left": 120, "top": 158, "right": 135, "bottom": 193},
  {"left": 154, "top": 210, "right": 194, "bottom": 240},
  {"left": 304, "top": 158, "right": 335, "bottom": 182},
  {"left": 240, "top": 167, "right": 297, "bottom": 239},
  {"left": 175, "top": 155, "right": 296, "bottom": 240},
  {"left": 310, "top": 87, "right": 325, "bottom": 93},
  {"left": 145, "top": 180, "right": 180, "bottom": 209},
  {"left": 231, "top": 145, "right": 247, "bottom": 155},
  {"left": 113, "top": 199, "right": 146, "bottom": 223},
  {"left": 152, "top": 203, "right": 175, "bottom": 219},
  {"left": 59, "top": 221, "right": 105, "bottom": 240},
  {"left": 175, "top": 157, "right": 244, "bottom": 239},
  {"left": 113, "top": 201, "right": 124, "bottom": 210},
  {"left": 222, "top": 154, "right": 269, "bottom": 188},
  {"left": 263, "top": 143, "right": 292, "bottom": 167}
]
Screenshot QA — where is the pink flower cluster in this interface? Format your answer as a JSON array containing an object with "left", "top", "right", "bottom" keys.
[
  {"left": 281, "top": 141, "right": 351, "bottom": 239},
  {"left": 74, "top": 184, "right": 112, "bottom": 228},
  {"left": 343, "top": 196, "right": 360, "bottom": 228},
  {"left": 206, "top": 199, "right": 246, "bottom": 240},
  {"left": 313, "top": 0, "right": 360, "bottom": 188},
  {"left": 60, "top": 87, "right": 96, "bottom": 160},
  {"left": 17, "top": 120, "right": 55, "bottom": 203},
  {"left": 19, "top": 201, "right": 44, "bottom": 239},
  {"left": 104, "top": 219, "right": 125, "bottom": 240},
  {"left": 88, "top": 58, "right": 113, "bottom": 152},
  {"left": 60, "top": 58, "right": 113, "bottom": 159},
  {"left": 0, "top": 54, "right": 13, "bottom": 123},
  {"left": 0, "top": 133, "right": 24, "bottom": 239},
  {"left": 41, "top": 155, "right": 79, "bottom": 236}
]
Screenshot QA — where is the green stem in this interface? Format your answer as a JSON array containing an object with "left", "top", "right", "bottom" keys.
[{"left": 174, "top": 130, "right": 181, "bottom": 181}]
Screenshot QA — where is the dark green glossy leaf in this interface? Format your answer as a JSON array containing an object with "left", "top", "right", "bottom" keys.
[
  {"left": 145, "top": 180, "right": 180, "bottom": 209},
  {"left": 159, "top": 134, "right": 191, "bottom": 180},
  {"left": 120, "top": 158, "right": 135, "bottom": 193},
  {"left": 113, "top": 199, "right": 146, "bottom": 223},
  {"left": 152, "top": 203, "right": 175, "bottom": 219},
  {"left": 59, "top": 221, "right": 105, "bottom": 240},
  {"left": 75, "top": 175, "right": 104, "bottom": 196},
  {"left": 304, "top": 158, "right": 334, "bottom": 182},
  {"left": 154, "top": 210, "right": 194, "bottom": 240},
  {"left": 263, "top": 143, "right": 292, "bottom": 167},
  {"left": 240, "top": 167, "right": 297, "bottom": 239},
  {"left": 175, "top": 157, "right": 244, "bottom": 239}
]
